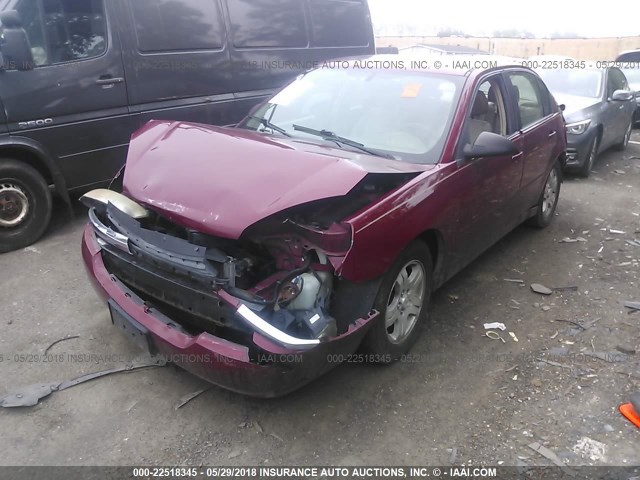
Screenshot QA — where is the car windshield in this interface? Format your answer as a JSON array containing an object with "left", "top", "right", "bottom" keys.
[
  {"left": 239, "top": 68, "right": 464, "bottom": 164},
  {"left": 537, "top": 69, "right": 603, "bottom": 98}
]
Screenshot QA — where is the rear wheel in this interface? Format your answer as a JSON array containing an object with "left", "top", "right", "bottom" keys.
[
  {"left": 578, "top": 135, "right": 599, "bottom": 178},
  {"left": 613, "top": 122, "right": 632, "bottom": 151},
  {"left": 528, "top": 160, "right": 561, "bottom": 229},
  {"left": 361, "top": 241, "right": 432, "bottom": 362},
  {"left": 0, "top": 159, "right": 52, "bottom": 253}
]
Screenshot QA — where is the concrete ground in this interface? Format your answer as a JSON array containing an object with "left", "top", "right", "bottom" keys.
[{"left": 1, "top": 132, "right": 639, "bottom": 467}]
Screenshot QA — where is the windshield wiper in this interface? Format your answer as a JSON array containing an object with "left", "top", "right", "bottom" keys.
[
  {"left": 292, "top": 124, "right": 394, "bottom": 159},
  {"left": 248, "top": 116, "right": 291, "bottom": 137}
]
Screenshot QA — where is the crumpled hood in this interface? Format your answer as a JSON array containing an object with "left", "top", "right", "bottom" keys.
[
  {"left": 123, "top": 121, "right": 430, "bottom": 239},
  {"left": 552, "top": 93, "right": 601, "bottom": 117}
]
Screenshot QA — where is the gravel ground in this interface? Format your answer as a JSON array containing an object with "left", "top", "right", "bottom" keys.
[{"left": 1, "top": 132, "right": 639, "bottom": 467}]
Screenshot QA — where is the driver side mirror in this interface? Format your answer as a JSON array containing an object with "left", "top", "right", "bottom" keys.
[
  {"left": 0, "top": 10, "right": 34, "bottom": 71},
  {"left": 463, "top": 131, "right": 520, "bottom": 159},
  {"left": 611, "top": 90, "right": 633, "bottom": 102}
]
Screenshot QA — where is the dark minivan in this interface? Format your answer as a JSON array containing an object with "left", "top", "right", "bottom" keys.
[{"left": 0, "top": 0, "right": 375, "bottom": 252}]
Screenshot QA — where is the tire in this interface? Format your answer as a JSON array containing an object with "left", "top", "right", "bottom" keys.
[
  {"left": 613, "top": 122, "right": 632, "bottom": 151},
  {"left": 360, "top": 241, "right": 433, "bottom": 362},
  {"left": 0, "top": 159, "right": 52, "bottom": 253},
  {"left": 578, "top": 135, "right": 599, "bottom": 178},
  {"left": 527, "top": 160, "right": 562, "bottom": 229}
]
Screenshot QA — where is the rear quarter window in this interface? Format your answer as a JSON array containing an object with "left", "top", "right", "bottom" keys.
[
  {"left": 227, "top": 0, "right": 308, "bottom": 48},
  {"left": 129, "top": 0, "right": 225, "bottom": 52}
]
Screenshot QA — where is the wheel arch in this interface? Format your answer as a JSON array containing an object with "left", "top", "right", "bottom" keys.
[
  {"left": 595, "top": 124, "right": 604, "bottom": 150},
  {"left": 0, "top": 137, "right": 71, "bottom": 209},
  {"left": 416, "top": 228, "right": 446, "bottom": 289},
  {"left": 556, "top": 151, "right": 566, "bottom": 181}
]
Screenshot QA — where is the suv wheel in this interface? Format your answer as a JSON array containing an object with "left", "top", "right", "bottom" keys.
[
  {"left": 613, "top": 122, "right": 632, "bottom": 151},
  {"left": 578, "top": 135, "right": 599, "bottom": 178}
]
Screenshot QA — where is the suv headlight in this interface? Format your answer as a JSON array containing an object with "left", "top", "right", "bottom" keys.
[{"left": 566, "top": 120, "right": 591, "bottom": 135}]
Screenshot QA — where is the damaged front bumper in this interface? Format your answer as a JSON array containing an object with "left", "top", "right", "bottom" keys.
[
  {"left": 87, "top": 206, "right": 323, "bottom": 351},
  {"left": 81, "top": 217, "right": 378, "bottom": 397}
]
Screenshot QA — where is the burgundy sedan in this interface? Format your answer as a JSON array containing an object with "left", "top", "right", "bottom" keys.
[{"left": 81, "top": 58, "right": 566, "bottom": 397}]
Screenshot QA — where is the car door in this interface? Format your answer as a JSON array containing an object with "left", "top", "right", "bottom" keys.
[
  {"left": 608, "top": 68, "right": 634, "bottom": 135},
  {"left": 0, "top": 0, "right": 131, "bottom": 189},
  {"left": 447, "top": 74, "right": 524, "bottom": 272},
  {"left": 505, "top": 70, "right": 559, "bottom": 210},
  {"left": 601, "top": 68, "right": 625, "bottom": 149}
]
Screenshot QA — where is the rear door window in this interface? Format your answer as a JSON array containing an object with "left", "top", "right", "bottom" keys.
[
  {"left": 309, "top": 0, "right": 371, "bottom": 47},
  {"left": 16, "top": 0, "right": 107, "bottom": 66},
  {"left": 227, "top": 0, "right": 308, "bottom": 48},
  {"left": 507, "top": 72, "right": 546, "bottom": 129},
  {"left": 129, "top": 0, "right": 225, "bottom": 52}
]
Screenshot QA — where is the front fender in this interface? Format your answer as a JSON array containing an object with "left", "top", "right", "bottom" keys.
[{"left": 337, "top": 165, "right": 452, "bottom": 283}]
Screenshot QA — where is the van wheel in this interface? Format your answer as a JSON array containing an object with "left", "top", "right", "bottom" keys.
[
  {"left": 360, "top": 241, "right": 432, "bottom": 362},
  {"left": 0, "top": 160, "right": 52, "bottom": 253}
]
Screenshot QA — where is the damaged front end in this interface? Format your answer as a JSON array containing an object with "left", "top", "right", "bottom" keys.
[
  {"left": 80, "top": 167, "right": 419, "bottom": 395},
  {"left": 81, "top": 188, "right": 378, "bottom": 356}
]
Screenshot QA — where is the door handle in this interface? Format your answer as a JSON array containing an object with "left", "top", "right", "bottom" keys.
[
  {"left": 96, "top": 76, "right": 124, "bottom": 86},
  {"left": 548, "top": 130, "right": 557, "bottom": 137}
]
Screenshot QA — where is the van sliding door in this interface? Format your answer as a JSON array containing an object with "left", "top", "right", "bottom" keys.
[{"left": 115, "top": 0, "right": 236, "bottom": 128}]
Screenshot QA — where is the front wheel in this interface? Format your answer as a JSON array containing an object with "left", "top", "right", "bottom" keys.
[
  {"left": 360, "top": 241, "right": 433, "bottom": 362},
  {"left": 613, "top": 122, "right": 632, "bottom": 151},
  {"left": 0, "top": 159, "right": 52, "bottom": 253},
  {"left": 527, "top": 160, "right": 561, "bottom": 229},
  {"left": 578, "top": 135, "right": 599, "bottom": 178}
]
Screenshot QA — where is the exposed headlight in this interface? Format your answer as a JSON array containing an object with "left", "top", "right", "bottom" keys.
[{"left": 566, "top": 120, "right": 591, "bottom": 135}]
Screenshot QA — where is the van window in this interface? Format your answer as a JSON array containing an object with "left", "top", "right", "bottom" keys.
[
  {"left": 16, "top": 0, "right": 107, "bottom": 66},
  {"left": 309, "top": 0, "right": 370, "bottom": 47},
  {"left": 227, "top": 0, "right": 308, "bottom": 48},
  {"left": 129, "top": 0, "right": 225, "bottom": 52}
]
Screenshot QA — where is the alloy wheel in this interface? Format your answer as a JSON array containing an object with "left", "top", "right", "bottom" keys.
[
  {"left": 624, "top": 124, "right": 632, "bottom": 148},
  {"left": 586, "top": 138, "right": 598, "bottom": 173},
  {"left": 385, "top": 260, "right": 426, "bottom": 344},
  {"left": 541, "top": 168, "right": 559, "bottom": 221}
]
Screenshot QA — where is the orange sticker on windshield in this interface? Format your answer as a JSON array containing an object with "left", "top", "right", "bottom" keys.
[{"left": 401, "top": 83, "right": 422, "bottom": 98}]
